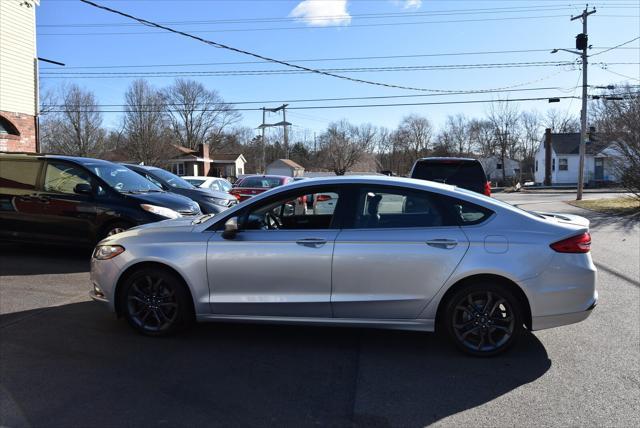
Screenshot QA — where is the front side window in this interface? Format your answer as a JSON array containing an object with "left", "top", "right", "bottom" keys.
[
  {"left": 351, "top": 187, "right": 449, "bottom": 229},
  {"left": 43, "top": 162, "right": 92, "bottom": 195},
  {"left": 242, "top": 188, "right": 341, "bottom": 231},
  {"left": 559, "top": 158, "right": 568, "bottom": 171}
]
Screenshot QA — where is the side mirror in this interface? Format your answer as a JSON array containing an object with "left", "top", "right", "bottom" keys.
[
  {"left": 222, "top": 217, "right": 239, "bottom": 240},
  {"left": 74, "top": 183, "right": 93, "bottom": 196}
]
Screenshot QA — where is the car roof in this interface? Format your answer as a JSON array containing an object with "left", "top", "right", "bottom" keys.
[
  {"left": 415, "top": 157, "right": 480, "bottom": 163},
  {"left": 0, "top": 153, "right": 118, "bottom": 166},
  {"left": 239, "top": 174, "right": 290, "bottom": 180}
]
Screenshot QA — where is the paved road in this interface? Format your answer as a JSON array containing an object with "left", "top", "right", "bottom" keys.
[{"left": 1, "top": 193, "right": 638, "bottom": 427}]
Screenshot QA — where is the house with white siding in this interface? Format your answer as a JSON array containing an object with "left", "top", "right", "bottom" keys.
[
  {"left": 0, "top": 0, "right": 39, "bottom": 153},
  {"left": 533, "top": 131, "right": 620, "bottom": 186}
]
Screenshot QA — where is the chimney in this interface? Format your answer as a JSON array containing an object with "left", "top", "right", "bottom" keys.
[
  {"left": 544, "top": 128, "right": 552, "bottom": 186},
  {"left": 197, "top": 143, "right": 210, "bottom": 160}
]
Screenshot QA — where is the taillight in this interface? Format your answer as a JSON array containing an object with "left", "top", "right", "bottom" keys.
[
  {"left": 483, "top": 181, "right": 492, "bottom": 197},
  {"left": 550, "top": 232, "right": 591, "bottom": 253}
]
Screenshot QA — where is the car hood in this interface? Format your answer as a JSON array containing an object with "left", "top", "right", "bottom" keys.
[
  {"left": 171, "top": 187, "right": 235, "bottom": 200},
  {"left": 125, "top": 191, "right": 200, "bottom": 214}
]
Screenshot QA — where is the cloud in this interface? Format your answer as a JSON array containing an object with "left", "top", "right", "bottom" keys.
[
  {"left": 289, "top": 0, "right": 351, "bottom": 27},
  {"left": 395, "top": 0, "right": 423, "bottom": 9}
]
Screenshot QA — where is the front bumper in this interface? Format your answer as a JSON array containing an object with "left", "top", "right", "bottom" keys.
[
  {"left": 531, "top": 291, "right": 598, "bottom": 330},
  {"left": 89, "top": 256, "right": 122, "bottom": 312}
]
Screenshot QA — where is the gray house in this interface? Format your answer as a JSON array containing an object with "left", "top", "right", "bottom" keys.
[{"left": 266, "top": 159, "right": 305, "bottom": 177}]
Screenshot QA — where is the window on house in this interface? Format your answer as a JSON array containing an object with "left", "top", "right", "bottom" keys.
[
  {"left": 496, "top": 163, "right": 503, "bottom": 170},
  {"left": 559, "top": 158, "right": 568, "bottom": 171},
  {"left": 535, "top": 160, "right": 538, "bottom": 172},
  {"left": 552, "top": 159, "right": 555, "bottom": 171},
  {"left": 0, "top": 116, "right": 20, "bottom": 136},
  {"left": 170, "top": 163, "right": 185, "bottom": 176}
]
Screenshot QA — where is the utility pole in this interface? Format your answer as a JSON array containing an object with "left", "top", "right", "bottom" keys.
[
  {"left": 572, "top": 5, "right": 596, "bottom": 200},
  {"left": 257, "top": 104, "right": 291, "bottom": 170},
  {"left": 261, "top": 107, "right": 266, "bottom": 173}
]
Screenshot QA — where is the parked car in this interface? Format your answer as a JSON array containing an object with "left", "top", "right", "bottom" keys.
[
  {"left": 182, "top": 176, "right": 232, "bottom": 193},
  {"left": 90, "top": 175, "right": 597, "bottom": 356},
  {"left": 0, "top": 154, "right": 201, "bottom": 245},
  {"left": 124, "top": 165, "right": 237, "bottom": 215},
  {"left": 410, "top": 157, "right": 492, "bottom": 196},
  {"left": 229, "top": 175, "right": 293, "bottom": 202}
]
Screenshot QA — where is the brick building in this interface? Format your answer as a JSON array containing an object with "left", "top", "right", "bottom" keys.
[{"left": 0, "top": 0, "right": 39, "bottom": 153}]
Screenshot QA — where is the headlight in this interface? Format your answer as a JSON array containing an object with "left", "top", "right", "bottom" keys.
[
  {"left": 140, "top": 204, "right": 182, "bottom": 219},
  {"left": 93, "top": 245, "right": 125, "bottom": 260},
  {"left": 205, "top": 197, "right": 232, "bottom": 207}
]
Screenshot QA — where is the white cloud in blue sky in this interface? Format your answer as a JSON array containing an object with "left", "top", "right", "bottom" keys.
[
  {"left": 289, "top": 1, "right": 351, "bottom": 27},
  {"left": 401, "top": 0, "right": 423, "bottom": 9}
]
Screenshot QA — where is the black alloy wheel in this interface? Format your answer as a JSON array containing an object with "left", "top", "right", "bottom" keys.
[
  {"left": 121, "top": 268, "right": 193, "bottom": 336},
  {"left": 445, "top": 282, "right": 523, "bottom": 356}
]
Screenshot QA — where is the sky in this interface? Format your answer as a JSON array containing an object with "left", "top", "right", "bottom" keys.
[{"left": 35, "top": 0, "right": 640, "bottom": 140}]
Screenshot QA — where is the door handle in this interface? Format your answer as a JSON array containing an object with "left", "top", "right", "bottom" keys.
[
  {"left": 296, "top": 238, "right": 327, "bottom": 248},
  {"left": 426, "top": 239, "right": 458, "bottom": 249}
]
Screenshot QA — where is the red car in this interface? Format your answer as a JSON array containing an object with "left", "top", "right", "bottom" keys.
[{"left": 230, "top": 175, "right": 294, "bottom": 202}]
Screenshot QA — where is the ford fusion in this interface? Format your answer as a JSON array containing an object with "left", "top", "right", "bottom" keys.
[{"left": 90, "top": 176, "right": 597, "bottom": 356}]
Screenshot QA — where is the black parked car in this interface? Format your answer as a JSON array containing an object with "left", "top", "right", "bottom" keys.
[
  {"left": 410, "top": 157, "right": 491, "bottom": 196},
  {"left": 0, "top": 154, "right": 201, "bottom": 246},
  {"left": 124, "top": 164, "right": 237, "bottom": 214}
]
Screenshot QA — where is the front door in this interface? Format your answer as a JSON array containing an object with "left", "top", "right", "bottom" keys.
[
  {"left": 331, "top": 185, "right": 470, "bottom": 319},
  {"left": 594, "top": 158, "right": 604, "bottom": 181},
  {"left": 38, "top": 161, "right": 98, "bottom": 244},
  {"left": 206, "top": 186, "right": 344, "bottom": 317}
]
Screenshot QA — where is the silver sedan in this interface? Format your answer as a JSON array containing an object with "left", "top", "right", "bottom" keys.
[{"left": 90, "top": 176, "right": 597, "bottom": 356}]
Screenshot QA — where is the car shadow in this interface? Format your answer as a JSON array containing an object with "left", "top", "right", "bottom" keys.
[
  {"left": 0, "top": 302, "right": 551, "bottom": 427},
  {"left": 0, "top": 242, "right": 90, "bottom": 276}
]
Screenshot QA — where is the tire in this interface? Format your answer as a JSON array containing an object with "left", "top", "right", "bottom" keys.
[
  {"left": 443, "top": 281, "right": 523, "bottom": 357},
  {"left": 120, "top": 268, "right": 194, "bottom": 337},
  {"left": 99, "top": 221, "right": 132, "bottom": 241}
]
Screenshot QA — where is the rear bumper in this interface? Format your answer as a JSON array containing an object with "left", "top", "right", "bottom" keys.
[{"left": 531, "top": 291, "right": 598, "bottom": 330}]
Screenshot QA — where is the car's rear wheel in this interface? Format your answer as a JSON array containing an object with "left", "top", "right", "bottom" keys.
[
  {"left": 120, "top": 268, "right": 193, "bottom": 336},
  {"left": 444, "top": 282, "right": 523, "bottom": 357}
]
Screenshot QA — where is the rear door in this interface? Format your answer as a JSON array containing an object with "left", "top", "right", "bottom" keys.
[
  {"left": 0, "top": 158, "right": 44, "bottom": 241},
  {"left": 331, "top": 185, "right": 469, "bottom": 319}
]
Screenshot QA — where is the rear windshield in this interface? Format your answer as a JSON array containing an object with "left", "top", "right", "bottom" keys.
[
  {"left": 412, "top": 160, "right": 486, "bottom": 185},
  {"left": 238, "top": 176, "right": 283, "bottom": 188}
]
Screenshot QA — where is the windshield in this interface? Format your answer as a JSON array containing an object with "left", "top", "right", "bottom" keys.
[
  {"left": 186, "top": 178, "right": 206, "bottom": 187},
  {"left": 151, "top": 169, "right": 195, "bottom": 189},
  {"left": 89, "top": 164, "right": 163, "bottom": 193},
  {"left": 238, "top": 176, "right": 283, "bottom": 188}
]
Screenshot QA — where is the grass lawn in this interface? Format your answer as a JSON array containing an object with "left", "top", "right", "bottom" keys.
[{"left": 568, "top": 197, "right": 640, "bottom": 215}]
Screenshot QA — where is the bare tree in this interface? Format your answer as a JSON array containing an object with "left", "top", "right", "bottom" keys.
[
  {"left": 122, "top": 79, "right": 170, "bottom": 165},
  {"left": 40, "top": 84, "right": 105, "bottom": 156},
  {"left": 544, "top": 108, "right": 580, "bottom": 133},
  {"left": 487, "top": 100, "right": 521, "bottom": 183},
  {"left": 520, "top": 110, "right": 543, "bottom": 178},
  {"left": 443, "top": 114, "right": 471, "bottom": 156},
  {"left": 397, "top": 114, "right": 433, "bottom": 159},
  {"left": 318, "top": 120, "right": 376, "bottom": 175},
  {"left": 591, "top": 87, "right": 640, "bottom": 197},
  {"left": 468, "top": 119, "right": 497, "bottom": 157},
  {"left": 164, "top": 79, "right": 240, "bottom": 151}
]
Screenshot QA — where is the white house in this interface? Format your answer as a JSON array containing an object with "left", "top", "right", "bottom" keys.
[
  {"left": 533, "top": 132, "right": 620, "bottom": 185},
  {"left": 478, "top": 156, "right": 521, "bottom": 183},
  {"left": 0, "top": 0, "right": 39, "bottom": 153},
  {"left": 266, "top": 159, "right": 305, "bottom": 177}
]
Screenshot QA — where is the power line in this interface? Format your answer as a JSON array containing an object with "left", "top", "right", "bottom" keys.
[
  {"left": 589, "top": 36, "right": 640, "bottom": 57},
  {"left": 76, "top": 1, "right": 571, "bottom": 94},
  {"left": 42, "top": 86, "right": 587, "bottom": 108},
  {"left": 38, "top": 5, "right": 599, "bottom": 28},
  {"left": 41, "top": 95, "right": 581, "bottom": 114},
  {"left": 601, "top": 68, "right": 640, "bottom": 81}
]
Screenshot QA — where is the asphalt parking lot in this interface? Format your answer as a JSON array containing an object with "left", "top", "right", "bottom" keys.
[{"left": 1, "top": 191, "right": 638, "bottom": 427}]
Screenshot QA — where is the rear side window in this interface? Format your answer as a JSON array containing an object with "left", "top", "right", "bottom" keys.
[
  {"left": 350, "top": 187, "right": 455, "bottom": 229},
  {"left": 439, "top": 195, "right": 494, "bottom": 226},
  {"left": 412, "top": 160, "right": 486, "bottom": 184},
  {"left": 0, "top": 159, "right": 41, "bottom": 194},
  {"left": 43, "top": 162, "right": 93, "bottom": 195}
]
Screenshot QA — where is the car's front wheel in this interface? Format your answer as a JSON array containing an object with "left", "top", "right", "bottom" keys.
[
  {"left": 120, "top": 268, "right": 194, "bottom": 336},
  {"left": 444, "top": 282, "right": 523, "bottom": 357}
]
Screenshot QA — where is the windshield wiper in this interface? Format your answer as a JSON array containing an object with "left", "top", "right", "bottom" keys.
[{"left": 192, "top": 214, "right": 215, "bottom": 224}]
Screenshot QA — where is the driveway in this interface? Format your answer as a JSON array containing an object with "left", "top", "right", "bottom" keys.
[{"left": 1, "top": 193, "right": 638, "bottom": 427}]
